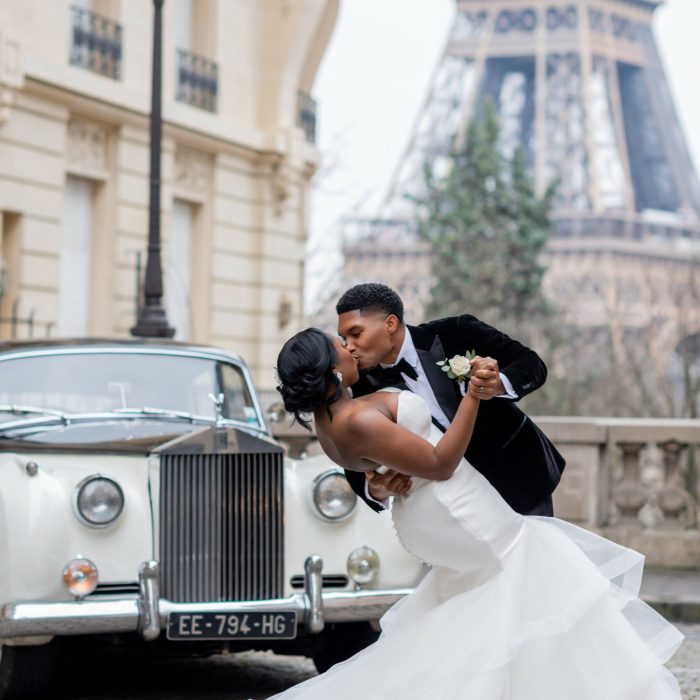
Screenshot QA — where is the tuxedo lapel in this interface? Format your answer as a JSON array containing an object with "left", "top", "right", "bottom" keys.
[{"left": 414, "top": 332, "right": 461, "bottom": 423}]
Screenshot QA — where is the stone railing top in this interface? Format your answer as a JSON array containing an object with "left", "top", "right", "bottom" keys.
[
  {"left": 273, "top": 414, "right": 700, "bottom": 445},
  {"left": 536, "top": 416, "right": 700, "bottom": 444}
]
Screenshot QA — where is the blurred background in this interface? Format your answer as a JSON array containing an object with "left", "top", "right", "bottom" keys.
[
  {"left": 0, "top": 0, "right": 699, "bottom": 664},
  {"left": 308, "top": 0, "right": 700, "bottom": 421},
  {"left": 0, "top": 0, "right": 697, "bottom": 419}
]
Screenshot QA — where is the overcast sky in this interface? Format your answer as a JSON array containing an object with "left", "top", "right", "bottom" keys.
[{"left": 306, "top": 0, "right": 700, "bottom": 311}]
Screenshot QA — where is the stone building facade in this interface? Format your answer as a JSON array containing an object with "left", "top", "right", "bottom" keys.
[{"left": 0, "top": 0, "right": 338, "bottom": 388}]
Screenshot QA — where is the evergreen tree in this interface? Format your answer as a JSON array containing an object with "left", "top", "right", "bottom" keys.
[{"left": 414, "top": 99, "right": 554, "bottom": 340}]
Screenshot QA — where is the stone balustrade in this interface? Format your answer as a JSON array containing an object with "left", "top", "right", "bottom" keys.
[
  {"left": 272, "top": 414, "right": 700, "bottom": 568},
  {"left": 539, "top": 417, "right": 700, "bottom": 568}
]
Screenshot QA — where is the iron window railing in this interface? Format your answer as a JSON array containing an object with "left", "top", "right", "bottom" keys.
[
  {"left": 296, "top": 90, "right": 317, "bottom": 144},
  {"left": 69, "top": 5, "right": 122, "bottom": 80},
  {"left": 176, "top": 49, "right": 218, "bottom": 113}
]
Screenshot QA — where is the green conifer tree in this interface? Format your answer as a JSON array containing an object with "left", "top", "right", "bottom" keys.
[{"left": 414, "top": 98, "right": 554, "bottom": 340}]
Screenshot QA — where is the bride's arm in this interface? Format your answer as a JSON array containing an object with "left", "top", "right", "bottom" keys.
[{"left": 343, "top": 394, "right": 480, "bottom": 481}]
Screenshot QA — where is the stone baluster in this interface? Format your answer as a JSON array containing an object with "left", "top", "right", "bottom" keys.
[
  {"left": 611, "top": 442, "right": 646, "bottom": 522},
  {"left": 657, "top": 439, "right": 694, "bottom": 527},
  {"left": 638, "top": 443, "right": 664, "bottom": 529}
]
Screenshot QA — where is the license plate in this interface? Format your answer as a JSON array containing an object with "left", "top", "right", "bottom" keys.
[{"left": 167, "top": 611, "right": 297, "bottom": 641}]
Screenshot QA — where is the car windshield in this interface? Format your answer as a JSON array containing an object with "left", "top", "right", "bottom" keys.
[{"left": 0, "top": 352, "right": 261, "bottom": 427}]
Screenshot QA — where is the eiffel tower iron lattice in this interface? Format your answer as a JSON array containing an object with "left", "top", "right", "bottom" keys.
[{"left": 323, "top": 0, "right": 700, "bottom": 336}]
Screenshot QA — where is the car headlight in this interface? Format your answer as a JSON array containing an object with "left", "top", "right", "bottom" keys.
[
  {"left": 73, "top": 475, "right": 125, "bottom": 528},
  {"left": 311, "top": 470, "right": 357, "bottom": 521}
]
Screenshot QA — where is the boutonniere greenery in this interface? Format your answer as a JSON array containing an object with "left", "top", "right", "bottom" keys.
[{"left": 437, "top": 350, "right": 476, "bottom": 384}]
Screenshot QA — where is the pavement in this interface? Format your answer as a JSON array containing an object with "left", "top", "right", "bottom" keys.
[
  {"left": 65, "top": 631, "right": 700, "bottom": 700},
  {"left": 61, "top": 568, "right": 700, "bottom": 699},
  {"left": 643, "top": 569, "right": 700, "bottom": 699},
  {"left": 671, "top": 624, "right": 700, "bottom": 699}
]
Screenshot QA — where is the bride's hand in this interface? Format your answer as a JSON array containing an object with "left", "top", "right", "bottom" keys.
[
  {"left": 468, "top": 356, "right": 503, "bottom": 400},
  {"left": 366, "top": 468, "right": 412, "bottom": 500}
]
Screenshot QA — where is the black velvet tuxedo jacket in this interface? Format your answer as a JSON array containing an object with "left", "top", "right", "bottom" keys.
[{"left": 345, "top": 314, "right": 566, "bottom": 515}]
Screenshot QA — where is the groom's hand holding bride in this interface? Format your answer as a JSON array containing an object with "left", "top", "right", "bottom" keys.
[{"left": 366, "top": 468, "right": 413, "bottom": 501}]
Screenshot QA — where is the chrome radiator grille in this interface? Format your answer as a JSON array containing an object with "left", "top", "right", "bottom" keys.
[{"left": 159, "top": 452, "right": 284, "bottom": 603}]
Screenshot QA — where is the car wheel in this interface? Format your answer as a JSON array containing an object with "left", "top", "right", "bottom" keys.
[
  {"left": 311, "top": 621, "right": 380, "bottom": 674},
  {"left": 0, "top": 642, "right": 58, "bottom": 700}
]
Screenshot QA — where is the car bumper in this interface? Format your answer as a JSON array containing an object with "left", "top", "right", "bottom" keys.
[{"left": 0, "top": 557, "right": 411, "bottom": 640}]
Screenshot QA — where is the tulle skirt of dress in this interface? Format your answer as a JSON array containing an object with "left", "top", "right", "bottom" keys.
[{"left": 268, "top": 516, "right": 683, "bottom": 700}]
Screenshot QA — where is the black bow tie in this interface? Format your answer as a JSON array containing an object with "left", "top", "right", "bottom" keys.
[{"left": 368, "top": 357, "right": 419, "bottom": 385}]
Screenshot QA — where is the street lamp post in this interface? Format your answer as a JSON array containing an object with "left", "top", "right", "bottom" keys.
[{"left": 131, "top": 0, "right": 175, "bottom": 338}]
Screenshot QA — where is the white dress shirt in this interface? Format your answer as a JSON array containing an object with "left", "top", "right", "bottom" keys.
[{"left": 364, "top": 328, "right": 517, "bottom": 508}]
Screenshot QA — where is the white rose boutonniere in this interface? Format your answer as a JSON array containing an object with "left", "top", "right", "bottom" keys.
[{"left": 437, "top": 350, "right": 476, "bottom": 384}]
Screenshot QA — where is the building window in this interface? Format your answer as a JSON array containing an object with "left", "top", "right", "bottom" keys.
[
  {"left": 297, "top": 91, "right": 317, "bottom": 144},
  {"left": 166, "top": 200, "right": 194, "bottom": 341},
  {"left": 175, "top": 0, "right": 194, "bottom": 51},
  {"left": 0, "top": 212, "right": 22, "bottom": 339},
  {"left": 69, "top": 2, "right": 122, "bottom": 80},
  {"left": 174, "top": 0, "right": 218, "bottom": 112},
  {"left": 60, "top": 177, "right": 95, "bottom": 336},
  {"left": 176, "top": 50, "right": 218, "bottom": 112}
]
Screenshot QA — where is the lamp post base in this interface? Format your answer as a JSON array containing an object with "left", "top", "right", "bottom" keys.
[{"left": 131, "top": 303, "right": 175, "bottom": 338}]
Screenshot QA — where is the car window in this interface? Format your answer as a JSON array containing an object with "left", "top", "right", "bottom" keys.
[
  {"left": 0, "top": 352, "right": 260, "bottom": 426},
  {"left": 220, "top": 362, "right": 260, "bottom": 425}
]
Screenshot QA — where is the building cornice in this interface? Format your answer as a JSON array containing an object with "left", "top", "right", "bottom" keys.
[{"left": 21, "top": 53, "right": 320, "bottom": 170}]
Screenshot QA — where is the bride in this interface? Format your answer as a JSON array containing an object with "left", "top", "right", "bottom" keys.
[{"left": 271, "top": 328, "right": 683, "bottom": 699}]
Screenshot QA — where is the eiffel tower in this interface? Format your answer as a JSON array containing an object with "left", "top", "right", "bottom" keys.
[{"left": 328, "top": 0, "right": 700, "bottom": 331}]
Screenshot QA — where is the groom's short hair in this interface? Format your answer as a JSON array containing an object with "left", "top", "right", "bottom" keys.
[{"left": 336, "top": 283, "right": 404, "bottom": 323}]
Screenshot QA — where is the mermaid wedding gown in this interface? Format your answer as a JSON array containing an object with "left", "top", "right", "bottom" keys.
[{"left": 270, "top": 389, "right": 683, "bottom": 699}]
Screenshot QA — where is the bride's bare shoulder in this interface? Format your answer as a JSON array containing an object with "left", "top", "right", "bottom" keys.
[
  {"left": 339, "top": 392, "right": 398, "bottom": 436},
  {"left": 353, "top": 389, "right": 400, "bottom": 410}
]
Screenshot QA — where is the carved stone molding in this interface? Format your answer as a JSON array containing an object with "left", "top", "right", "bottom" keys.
[
  {"left": 174, "top": 147, "right": 211, "bottom": 194},
  {"left": 0, "top": 33, "right": 23, "bottom": 124},
  {"left": 257, "top": 153, "right": 295, "bottom": 216},
  {"left": 67, "top": 118, "right": 109, "bottom": 174},
  {"left": 270, "top": 159, "right": 293, "bottom": 216},
  {"left": 0, "top": 88, "right": 12, "bottom": 125},
  {"left": 278, "top": 293, "right": 293, "bottom": 330}
]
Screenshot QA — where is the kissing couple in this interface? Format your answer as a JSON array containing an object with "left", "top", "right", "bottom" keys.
[{"left": 271, "top": 283, "right": 683, "bottom": 699}]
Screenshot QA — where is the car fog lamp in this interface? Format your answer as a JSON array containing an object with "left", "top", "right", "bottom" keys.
[
  {"left": 62, "top": 557, "right": 98, "bottom": 598},
  {"left": 311, "top": 470, "right": 357, "bottom": 521},
  {"left": 347, "top": 546, "right": 380, "bottom": 586},
  {"left": 74, "top": 475, "right": 124, "bottom": 527}
]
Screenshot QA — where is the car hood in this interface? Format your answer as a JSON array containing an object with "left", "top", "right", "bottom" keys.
[{"left": 0, "top": 419, "right": 280, "bottom": 455}]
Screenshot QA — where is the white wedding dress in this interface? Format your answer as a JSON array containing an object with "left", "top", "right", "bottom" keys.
[{"left": 270, "top": 389, "right": 683, "bottom": 699}]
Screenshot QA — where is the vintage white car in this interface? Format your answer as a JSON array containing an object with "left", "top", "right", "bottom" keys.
[{"left": 0, "top": 339, "right": 423, "bottom": 698}]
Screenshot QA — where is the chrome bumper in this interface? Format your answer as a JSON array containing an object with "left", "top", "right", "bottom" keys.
[{"left": 0, "top": 556, "right": 410, "bottom": 641}]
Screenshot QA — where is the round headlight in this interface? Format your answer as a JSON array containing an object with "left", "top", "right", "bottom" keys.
[
  {"left": 347, "top": 546, "right": 380, "bottom": 586},
  {"left": 311, "top": 470, "right": 357, "bottom": 521},
  {"left": 74, "top": 475, "right": 124, "bottom": 527},
  {"left": 62, "top": 557, "right": 99, "bottom": 598}
]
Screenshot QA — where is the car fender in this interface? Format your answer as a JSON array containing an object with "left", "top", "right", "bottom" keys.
[
  {"left": 282, "top": 454, "right": 424, "bottom": 593},
  {"left": 0, "top": 452, "right": 153, "bottom": 602}
]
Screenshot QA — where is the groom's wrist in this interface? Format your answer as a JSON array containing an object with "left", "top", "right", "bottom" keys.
[
  {"left": 365, "top": 479, "right": 389, "bottom": 509},
  {"left": 497, "top": 372, "right": 518, "bottom": 399}
]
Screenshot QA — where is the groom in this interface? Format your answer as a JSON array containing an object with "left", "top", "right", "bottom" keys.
[{"left": 336, "top": 283, "right": 565, "bottom": 516}]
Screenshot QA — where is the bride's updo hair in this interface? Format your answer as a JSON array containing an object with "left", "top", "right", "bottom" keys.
[{"left": 276, "top": 328, "right": 342, "bottom": 430}]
